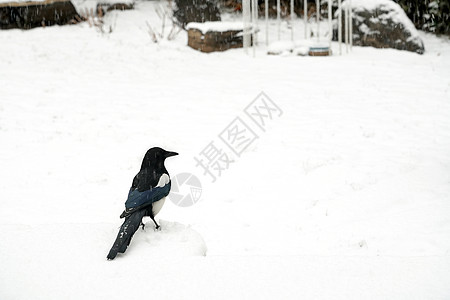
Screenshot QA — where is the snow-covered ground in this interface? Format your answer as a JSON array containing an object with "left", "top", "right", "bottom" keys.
[{"left": 1, "top": 1, "right": 450, "bottom": 299}]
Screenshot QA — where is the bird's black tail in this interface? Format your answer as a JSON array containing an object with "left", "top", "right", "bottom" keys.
[{"left": 107, "top": 209, "right": 146, "bottom": 260}]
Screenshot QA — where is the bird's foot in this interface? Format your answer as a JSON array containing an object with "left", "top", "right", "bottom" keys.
[
  {"left": 151, "top": 217, "right": 160, "bottom": 231},
  {"left": 140, "top": 222, "right": 145, "bottom": 231}
]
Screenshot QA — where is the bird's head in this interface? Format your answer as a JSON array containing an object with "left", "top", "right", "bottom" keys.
[{"left": 141, "top": 147, "right": 178, "bottom": 170}]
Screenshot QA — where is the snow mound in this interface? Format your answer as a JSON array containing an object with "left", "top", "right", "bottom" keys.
[
  {"left": 293, "top": 46, "right": 310, "bottom": 56},
  {"left": 124, "top": 219, "right": 207, "bottom": 258},
  {"left": 268, "top": 40, "right": 328, "bottom": 56},
  {"left": 267, "top": 41, "right": 295, "bottom": 55}
]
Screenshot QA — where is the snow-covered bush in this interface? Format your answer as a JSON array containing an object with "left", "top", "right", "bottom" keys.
[
  {"left": 173, "top": 0, "right": 221, "bottom": 28},
  {"left": 393, "top": 0, "right": 449, "bottom": 35},
  {"left": 334, "top": 0, "right": 425, "bottom": 54}
]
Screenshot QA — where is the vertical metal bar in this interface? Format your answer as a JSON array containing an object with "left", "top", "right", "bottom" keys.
[
  {"left": 304, "top": 0, "right": 307, "bottom": 39},
  {"left": 345, "top": 1, "right": 349, "bottom": 53},
  {"left": 252, "top": 0, "right": 257, "bottom": 57},
  {"left": 291, "top": 0, "right": 294, "bottom": 41},
  {"left": 349, "top": 0, "right": 352, "bottom": 50},
  {"left": 265, "top": 0, "right": 269, "bottom": 46},
  {"left": 277, "top": 0, "right": 281, "bottom": 40},
  {"left": 328, "top": 0, "right": 332, "bottom": 52},
  {"left": 338, "top": 0, "right": 341, "bottom": 55},
  {"left": 243, "top": 0, "right": 251, "bottom": 53},
  {"left": 316, "top": 0, "right": 320, "bottom": 42}
]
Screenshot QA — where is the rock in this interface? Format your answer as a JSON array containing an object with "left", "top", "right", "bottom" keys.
[
  {"left": 173, "top": 0, "right": 220, "bottom": 29},
  {"left": 96, "top": 2, "right": 133, "bottom": 15},
  {"left": 0, "top": 0, "right": 80, "bottom": 30},
  {"left": 333, "top": 0, "right": 425, "bottom": 54}
]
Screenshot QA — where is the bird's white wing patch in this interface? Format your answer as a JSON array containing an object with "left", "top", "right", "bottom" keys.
[{"left": 156, "top": 173, "right": 170, "bottom": 187}]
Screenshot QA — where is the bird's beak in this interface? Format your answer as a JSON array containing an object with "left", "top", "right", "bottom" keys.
[{"left": 164, "top": 151, "right": 178, "bottom": 158}]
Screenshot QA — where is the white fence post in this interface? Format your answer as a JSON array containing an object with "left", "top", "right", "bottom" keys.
[
  {"left": 252, "top": 0, "right": 257, "bottom": 56},
  {"left": 243, "top": 0, "right": 251, "bottom": 53},
  {"left": 338, "top": 0, "right": 342, "bottom": 55},
  {"left": 345, "top": 1, "right": 349, "bottom": 53},
  {"left": 265, "top": 0, "right": 269, "bottom": 46},
  {"left": 277, "top": 0, "right": 281, "bottom": 40},
  {"left": 349, "top": 0, "right": 353, "bottom": 50},
  {"left": 328, "top": 0, "right": 332, "bottom": 51},
  {"left": 304, "top": 0, "right": 307, "bottom": 39},
  {"left": 291, "top": 0, "right": 294, "bottom": 41},
  {"left": 316, "top": 0, "right": 320, "bottom": 43}
]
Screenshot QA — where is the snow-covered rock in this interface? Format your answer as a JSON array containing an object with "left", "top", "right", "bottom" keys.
[
  {"left": 0, "top": 0, "right": 79, "bottom": 30},
  {"left": 267, "top": 41, "right": 295, "bottom": 55},
  {"left": 334, "top": 0, "right": 425, "bottom": 54},
  {"left": 187, "top": 21, "right": 247, "bottom": 53}
]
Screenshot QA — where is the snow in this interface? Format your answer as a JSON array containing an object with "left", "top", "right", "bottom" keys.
[
  {"left": 344, "top": 0, "right": 393, "bottom": 11},
  {"left": 186, "top": 21, "right": 245, "bottom": 33},
  {"left": 1, "top": 1, "right": 450, "bottom": 299},
  {"left": 268, "top": 40, "right": 325, "bottom": 55},
  {"left": 267, "top": 40, "right": 295, "bottom": 54},
  {"left": 71, "top": 0, "right": 134, "bottom": 12}
]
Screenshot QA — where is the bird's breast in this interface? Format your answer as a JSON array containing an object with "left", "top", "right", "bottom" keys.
[
  {"left": 152, "top": 173, "right": 170, "bottom": 216},
  {"left": 152, "top": 197, "right": 166, "bottom": 216}
]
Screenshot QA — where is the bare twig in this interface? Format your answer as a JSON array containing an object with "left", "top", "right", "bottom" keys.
[
  {"left": 146, "top": 21, "right": 159, "bottom": 43},
  {"left": 146, "top": 2, "right": 182, "bottom": 43},
  {"left": 167, "top": 24, "right": 182, "bottom": 40},
  {"left": 80, "top": 6, "right": 106, "bottom": 33}
]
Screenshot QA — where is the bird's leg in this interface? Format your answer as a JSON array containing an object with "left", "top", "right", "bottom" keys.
[
  {"left": 151, "top": 217, "right": 160, "bottom": 231},
  {"left": 148, "top": 208, "right": 160, "bottom": 231},
  {"left": 140, "top": 222, "right": 145, "bottom": 231}
]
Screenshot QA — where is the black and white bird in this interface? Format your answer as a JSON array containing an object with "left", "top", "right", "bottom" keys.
[{"left": 107, "top": 147, "right": 178, "bottom": 260}]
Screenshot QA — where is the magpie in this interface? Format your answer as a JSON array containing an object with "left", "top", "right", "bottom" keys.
[{"left": 107, "top": 147, "right": 178, "bottom": 260}]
